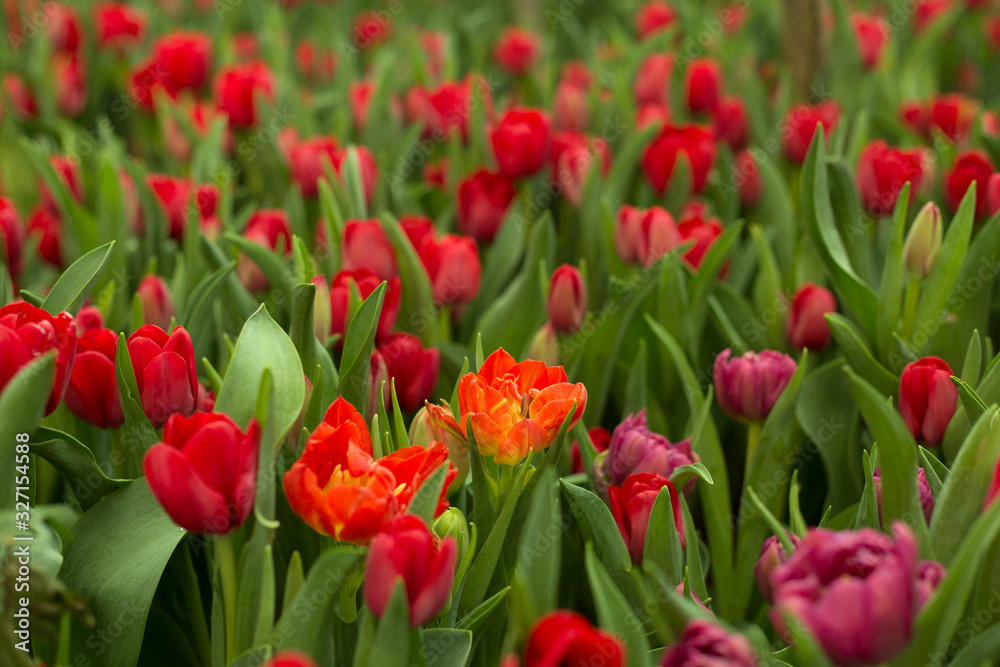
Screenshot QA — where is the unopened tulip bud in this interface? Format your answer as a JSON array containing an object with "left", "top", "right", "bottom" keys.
[
  {"left": 137, "top": 275, "right": 177, "bottom": 331},
  {"left": 903, "top": 202, "right": 942, "bottom": 281},
  {"left": 713, "top": 349, "right": 797, "bottom": 422},
  {"left": 529, "top": 323, "right": 561, "bottom": 366},
  {"left": 873, "top": 466, "right": 935, "bottom": 524},
  {"left": 786, "top": 283, "right": 836, "bottom": 351},
  {"left": 547, "top": 265, "right": 587, "bottom": 333},
  {"left": 410, "top": 404, "right": 468, "bottom": 493},
  {"left": 432, "top": 507, "right": 470, "bottom": 559},
  {"left": 661, "top": 619, "right": 757, "bottom": 667},
  {"left": 311, "top": 275, "right": 331, "bottom": 347},
  {"left": 899, "top": 356, "right": 957, "bottom": 448}
]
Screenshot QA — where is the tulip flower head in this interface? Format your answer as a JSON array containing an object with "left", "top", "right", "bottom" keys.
[
  {"left": 660, "top": 619, "right": 758, "bottom": 667},
  {"left": 945, "top": 150, "right": 995, "bottom": 219},
  {"left": 713, "top": 349, "right": 797, "bottom": 423},
  {"left": 524, "top": 610, "right": 625, "bottom": 667},
  {"left": 898, "top": 356, "right": 957, "bottom": 448},
  {"left": 458, "top": 349, "right": 587, "bottom": 465},
  {"left": 0, "top": 197, "right": 26, "bottom": 278},
  {"left": 64, "top": 327, "right": 123, "bottom": 428},
  {"left": 0, "top": 302, "right": 77, "bottom": 416},
  {"left": 786, "top": 283, "right": 836, "bottom": 351},
  {"left": 126, "top": 324, "right": 198, "bottom": 429},
  {"left": 144, "top": 412, "right": 260, "bottom": 534},
  {"left": 609, "top": 473, "right": 684, "bottom": 565},
  {"left": 547, "top": 265, "right": 587, "bottom": 333},
  {"left": 597, "top": 410, "right": 697, "bottom": 494},
  {"left": 457, "top": 169, "right": 517, "bottom": 243},
  {"left": 262, "top": 651, "right": 318, "bottom": 667},
  {"left": 755, "top": 533, "right": 800, "bottom": 602}
]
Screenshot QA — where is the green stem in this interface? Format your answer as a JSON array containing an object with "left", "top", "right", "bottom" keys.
[
  {"left": 745, "top": 421, "right": 763, "bottom": 477},
  {"left": 901, "top": 281, "right": 920, "bottom": 340},
  {"left": 175, "top": 541, "right": 212, "bottom": 667},
  {"left": 214, "top": 533, "right": 239, "bottom": 663}
]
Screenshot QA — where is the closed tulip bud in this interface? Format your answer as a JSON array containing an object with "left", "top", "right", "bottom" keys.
[
  {"left": 490, "top": 108, "right": 552, "bottom": 180},
  {"left": 872, "top": 467, "right": 935, "bottom": 525},
  {"left": 786, "top": 283, "right": 836, "bottom": 351},
  {"left": 755, "top": 533, "right": 800, "bottom": 602},
  {"left": 899, "top": 357, "right": 957, "bottom": 447},
  {"left": 95, "top": 3, "right": 147, "bottom": 51},
  {"left": 609, "top": 473, "right": 684, "bottom": 565},
  {"left": 713, "top": 96, "right": 748, "bottom": 151},
  {"left": 0, "top": 197, "right": 26, "bottom": 278},
  {"left": 342, "top": 219, "right": 397, "bottom": 281},
  {"left": 642, "top": 124, "right": 717, "bottom": 195},
  {"left": 151, "top": 32, "right": 211, "bottom": 92},
  {"left": 554, "top": 80, "right": 589, "bottom": 132},
  {"left": 903, "top": 202, "right": 942, "bottom": 281},
  {"left": 0, "top": 303, "right": 77, "bottom": 416},
  {"left": 432, "top": 507, "right": 470, "bottom": 560},
  {"left": 735, "top": 149, "right": 761, "bottom": 208},
  {"left": 54, "top": 54, "right": 86, "bottom": 118},
  {"left": 262, "top": 651, "right": 318, "bottom": 667},
  {"left": 127, "top": 324, "right": 198, "bottom": 429},
  {"left": 145, "top": 174, "right": 192, "bottom": 241},
  {"left": 238, "top": 209, "right": 293, "bottom": 293},
  {"left": 349, "top": 80, "right": 374, "bottom": 132},
  {"left": 287, "top": 136, "right": 338, "bottom": 199},
  {"left": 329, "top": 269, "right": 401, "bottom": 344},
  {"left": 678, "top": 214, "right": 724, "bottom": 270},
  {"left": 547, "top": 265, "right": 587, "bottom": 333},
  {"left": 213, "top": 62, "right": 275, "bottom": 128},
  {"left": 528, "top": 323, "right": 561, "bottom": 367},
  {"left": 851, "top": 13, "right": 889, "bottom": 69},
  {"left": 4, "top": 74, "right": 38, "bottom": 120},
  {"left": 364, "top": 514, "right": 457, "bottom": 627},
  {"left": 597, "top": 410, "right": 697, "bottom": 495},
  {"left": 410, "top": 403, "right": 469, "bottom": 493},
  {"left": 378, "top": 333, "right": 440, "bottom": 412},
  {"left": 525, "top": 611, "right": 625, "bottom": 667},
  {"left": 660, "top": 620, "right": 758, "bottom": 667},
  {"left": 988, "top": 173, "right": 1000, "bottom": 219},
  {"left": 636, "top": 0, "right": 677, "bottom": 39},
  {"left": 493, "top": 27, "right": 540, "bottom": 76},
  {"left": 916, "top": 560, "right": 946, "bottom": 609},
  {"left": 770, "top": 524, "right": 920, "bottom": 666},
  {"left": 28, "top": 206, "right": 64, "bottom": 268},
  {"left": 634, "top": 53, "right": 673, "bottom": 107},
  {"left": 75, "top": 306, "right": 104, "bottom": 335},
  {"left": 311, "top": 276, "right": 331, "bottom": 347},
  {"left": 144, "top": 412, "right": 260, "bottom": 533},
  {"left": 713, "top": 349, "right": 797, "bottom": 422},
  {"left": 930, "top": 93, "right": 978, "bottom": 142},
  {"left": 684, "top": 58, "right": 723, "bottom": 114},
  {"left": 420, "top": 234, "right": 482, "bottom": 306},
  {"left": 42, "top": 2, "right": 82, "bottom": 53},
  {"left": 41, "top": 155, "right": 84, "bottom": 213},
  {"left": 944, "top": 150, "right": 994, "bottom": 219},
  {"left": 137, "top": 275, "right": 177, "bottom": 331},
  {"left": 457, "top": 169, "right": 517, "bottom": 243},
  {"left": 856, "top": 140, "right": 925, "bottom": 217}
]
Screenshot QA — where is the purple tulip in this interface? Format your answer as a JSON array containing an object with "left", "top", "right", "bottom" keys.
[
  {"left": 872, "top": 467, "right": 935, "bottom": 525},
  {"left": 755, "top": 533, "right": 801, "bottom": 602},
  {"left": 597, "top": 409, "right": 697, "bottom": 495},
  {"left": 713, "top": 349, "right": 797, "bottom": 422},
  {"left": 660, "top": 619, "right": 758, "bottom": 667},
  {"left": 770, "top": 523, "right": 919, "bottom": 666}
]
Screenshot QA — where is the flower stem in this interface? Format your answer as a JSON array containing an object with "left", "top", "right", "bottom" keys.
[
  {"left": 745, "top": 421, "right": 763, "bottom": 476},
  {"left": 214, "top": 533, "right": 239, "bottom": 663},
  {"left": 901, "top": 281, "right": 920, "bottom": 340}
]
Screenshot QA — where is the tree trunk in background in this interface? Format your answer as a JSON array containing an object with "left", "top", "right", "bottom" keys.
[{"left": 783, "top": 0, "right": 824, "bottom": 101}]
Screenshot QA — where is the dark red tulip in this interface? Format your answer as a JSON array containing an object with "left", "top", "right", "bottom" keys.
[
  {"left": 213, "top": 62, "right": 275, "bottom": 128},
  {"left": 42, "top": 2, "right": 81, "bottom": 53},
  {"left": 379, "top": 333, "right": 440, "bottom": 412},
  {"left": 64, "top": 327, "right": 123, "bottom": 428},
  {"left": 735, "top": 149, "right": 761, "bottom": 208},
  {"left": 782, "top": 102, "right": 839, "bottom": 165},
  {"left": 856, "top": 141, "right": 925, "bottom": 216},
  {"left": 786, "top": 283, "right": 837, "bottom": 351},
  {"left": 899, "top": 357, "right": 957, "bottom": 447},
  {"left": 642, "top": 124, "right": 717, "bottom": 194},
  {"left": 755, "top": 533, "right": 800, "bottom": 602},
  {"left": 929, "top": 93, "right": 978, "bottom": 142},
  {"left": 353, "top": 11, "right": 392, "bottom": 50},
  {"left": 0, "top": 302, "right": 76, "bottom": 416},
  {"left": 609, "top": 473, "right": 684, "bottom": 565},
  {"left": 28, "top": 206, "right": 64, "bottom": 268},
  {"left": 714, "top": 348, "right": 797, "bottom": 422},
  {"left": 685, "top": 59, "right": 723, "bottom": 114},
  {"left": 494, "top": 27, "right": 540, "bottom": 76},
  {"left": 873, "top": 466, "right": 935, "bottom": 524},
  {"left": 126, "top": 324, "right": 198, "bottom": 429},
  {"left": 343, "top": 219, "right": 396, "bottom": 281},
  {"left": 457, "top": 169, "right": 517, "bottom": 243},
  {"left": 713, "top": 96, "right": 748, "bottom": 151},
  {"left": 944, "top": 150, "right": 994, "bottom": 219},
  {"left": 3, "top": 74, "right": 38, "bottom": 120},
  {"left": 597, "top": 410, "right": 697, "bottom": 495},
  {"left": 490, "top": 108, "right": 552, "bottom": 179},
  {"left": 145, "top": 411, "right": 259, "bottom": 533},
  {"left": 524, "top": 610, "right": 625, "bottom": 667}
]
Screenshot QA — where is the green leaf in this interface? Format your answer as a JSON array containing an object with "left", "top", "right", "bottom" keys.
[
  {"left": 642, "top": 486, "right": 684, "bottom": 586},
  {"left": 338, "top": 283, "right": 386, "bottom": 415},
  {"left": 406, "top": 462, "right": 448, "bottom": 525},
  {"left": 515, "top": 469, "right": 561, "bottom": 617},
  {"left": 224, "top": 231, "right": 296, "bottom": 297},
  {"left": 365, "top": 583, "right": 410, "bottom": 667},
  {"left": 380, "top": 213, "right": 436, "bottom": 343},
  {"left": 686, "top": 222, "right": 744, "bottom": 359},
  {"left": 418, "top": 629, "right": 472, "bottom": 667},
  {"left": 948, "top": 623, "right": 1000, "bottom": 667},
  {"left": 825, "top": 313, "right": 899, "bottom": 396},
  {"left": 585, "top": 544, "right": 651, "bottom": 667},
  {"left": 60, "top": 480, "right": 188, "bottom": 667},
  {"left": 114, "top": 334, "right": 159, "bottom": 475},
  {"left": 456, "top": 588, "right": 510, "bottom": 633},
  {"left": 750, "top": 225, "right": 787, "bottom": 350},
  {"left": 216, "top": 305, "right": 305, "bottom": 441},
  {"left": 560, "top": 480, "right": 632, "bottom": 592},
  {"left": 953, "top": 376, "right": 988, "bottom": 426},
  {"left": 41, "top": 241, "right": 115, "bottom": 316},
  {"left": 855, "top": 451, "right": 882, "bottom": 531},
  {"left": 31, "top": 427, "right": 129, "bottom": 510},
  {"left": 0, "top": 353, "right": 55, "bottom": 508},
  {"left": 876, "top": 183, "right": 909, "bottom": 361},
  {"left": 623, "top": 340, "right": 649, "bottom": 416},
  {"left": 668, "top": 463, "right": 714, "bottom": 490}
]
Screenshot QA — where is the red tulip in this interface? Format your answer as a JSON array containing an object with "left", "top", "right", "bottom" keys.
[
  {"left": 64, "top": 327, "right": 123, "bottom": 428},
  {"left": 379, "top": 442, "right": 455, "bottom": 517},
  {"left": 987, "top": 455, "right": 1000, "bottom": 509},
  {"left": 597, "top": 410, "right": 697, "bottom": 496},
  {"left": 782, "top": 102, "right": 839, "bottom": 165},
  {"left": 128, "top": 59, "right": 172, "bottom": 112},
  {"left": 636, "top": 0, "right": 677, "bottom": 39},
  {"left": 550, "top": 132, "right": 611, "bottom": 208},
  {"left": 989, "top": 173, "right": 1000, "bottom": 219},
  {"left": 0, "top": 302, "right": 76, "bottom": 416},
  {"left": 342, "top": 219, "right": 396, "bottom": 281},
  {"left": 642, "top": 124, "right": 717, "bottom": 194},
  {"left": 138, "top": 275, "right": 177, "bottom": 331},
  {"left": 457, "top": 169, "right": 517, "bottom": 243},
  {"left": 294, "top": 40, "right": 336, "bottom": 84},
  {"left": 494, "top": 27, "right": 540, "bottom": 76},
  {"left": 353, "top": 11, "right": 392, "bottom": 50},
  {"left": 609, "top": 473, "right": 684, "bottom": 565},
  {"left": 634, "top": 53, "right": 673, "bottom": 107},
  {"left": 378, "top": 333, "right": 440, "bottom": 412},
  {"left": 28, "top": 206, "right": 64, "bottom": 268},
  {"left": 419, "top": 233, "right": 482, "bottom": 306},
  {"left": 147, "top": 174, "right": 191, "bottom": 241},
  {"left": 930, "top": 93, "right": 978, "bottom": 142},
  {"left": 329, "top": 269, "right": 401, "bottom": 343},
  {"left": 900, "top": 101, "right": 930, "bottom": 137},
  {"left": 214, "top": 62, "right": 275, "bottom": 128},
  {"left": 262, "top": 651, "right": 318, "bottom": 667},
  {"left": 615, "top": 205, "right": 681, "bottom": 267},
  {"left": 42, "top": 2, "right": 81, "bottom": 53},
  {"left": 364, "top": 514, "right": 456, "bottom": 627},
  {"left": 899, "top": 357, "right": 957, "bottom": 447},
  {"left": 419, "top": 30, "right": 447, "bottom": 78},
  {"left": 735, "top": 149, "right": 761, "bottom": 208},
  {"left": 786, "top": 283, "right": 836, "bottom": 351},
  {"left": 349, "top": 80, "right": 374, "bottom": 131},
  {"left": 40, "top": 155, "right": 84, "bottom": 214},
  {"left": 547, "top": 265, "right": 587, "bottom": 333},
  {"left": 554, "top": 79, "right": 589, "bottom": 132},
  {"left": 713, "top": 96, "right": 749, "bottom": 151},
  {"left": 685, "top": 59, "right": 723, "bottom": 114},
  {"left": 856, "top": 141, "right": 925, "bottom": 216},
  {"left": 95, "top": 3, "right": 146, "bottom": 50},
  {"left": 238, "top": 210, "right": 293, "bottom": 293},
  {"left": 570, "top": 426, "right": 611, "bottom": 474},
  {"left": 0, "top": 197, "right": 26, "bottom": 278},
  {"left": 424, "top": 161, "right": 448, "bottom": 189},
  {"left": 945, "top": 150, "right": 995, "bottom": 219},
  {"left": 151, "top": 32, "right": 212, "bottom": 92},
  {"left": 490, "top": 108, "right": 552, "bottom": 179},
  {"left": 406, "top": 79, "right": 477, "bottom": 142},
  {"left": 661, "top": 620, "right": 757, "bottom": 667},
  {"left": 145, "top": 412, "right": 259, "bottom": 533},
  {"left": 3, "top": 74, "right": 38, "bottom": 120},
  {"left": 75, "top": 306, "right": 104, "bottom": 335},
  {"left": 915, "top": 0, "right": 951, "bottom": 31},
  {"left": 678, "top": 214, "right": 724, "bottom": 269},
  {"left": 401, "top": 215, "right": 436, "bottom": 253},
  {"left": 524, "top": 611, "right": 625, "bottom": 667},
  {"left": 287, "top": 136, "right": 338, "bottom": 199},
  {"left": 126, "top": 324, "right": 198, "bottom": 429},
  {"left": 714, "top": 348, "right": 797, "bottom": 422},
  {"left": 851, "top": 13, "right": 889, "bottom": 69},
  {"left": 54, "top": 54, "right": 86, "bottom": 118}
]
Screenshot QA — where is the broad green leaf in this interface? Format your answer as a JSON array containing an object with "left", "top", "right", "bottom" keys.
[
  {"left": 876, "top": 184, "right": 909, "bottom": 361},
  {"left": 516, "top": 470, "right": 561, "bottom": 616},
  {"left": 0, "top": 354, "right": 55, "bottom": 508},
  {"left": 380, "top": 213, "right": 436, "bottom": 344},
  {"left": 456, "top": 588, "right": 510, "bottom": 633},
  {"left": 41, "top": 241, "right": 115, "bottom": 316},
  {"left": 338, "top": 284, "right": 386, "bottom": 415},
  {"left": 642, "top": 486, "right": 684, "bottom": 586},
  {"left": 32, "top": 427, "right": 128, "bottom": 510},
  {"left": 560, "top": 480, "right": 632, "bottom": 593},
  {"left": 585, "top": 545, "right": 651, "bottom": 667},
  {"left": 418, "top": 629, "right": 472, "bottom": 667},
  {"left": 406, "top": 462, "right": 449, "bottom": 525},
  {"left": 826, "top": 313, "right": 899, "bottom": 396}
]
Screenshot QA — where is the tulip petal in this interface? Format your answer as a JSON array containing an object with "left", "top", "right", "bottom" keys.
[
  {"left": 145, "top": 443, "right": 230, "bottom": 533},
  {"left": 409, "top": 536, "right": 456, "bottom": 626},
  {"left": 141, "top": 350, "right": 197, "bottom": 428}
]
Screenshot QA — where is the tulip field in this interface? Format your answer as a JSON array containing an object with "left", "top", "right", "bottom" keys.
[{"left": 6, "top": 0, "right": 1000, "bottom": 665}]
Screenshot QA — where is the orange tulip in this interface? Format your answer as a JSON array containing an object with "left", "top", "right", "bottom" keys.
[
  {"left": 458, "top": 349, "right": 587, "bottom": 465},
  {"left": 283, "top": 396, "right": 454, "bottom": 543}
]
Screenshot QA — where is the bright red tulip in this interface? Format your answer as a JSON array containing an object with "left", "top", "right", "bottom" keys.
[
  {"left": 146, "top": 174, "right": 192, "bottom": 241},
  {"left": 343, "top": 219, "right": 396, "bottom": 281},
  {"left": 262, "top": 651, "right": 318, "bottom": 667},
  {"left": 0, "top": 197, "right": 26, "bottom": 278},
  {"left": 406, "top": 79, "right": 479, "bottom": 142},
  {"left": 615, "top": 205, "right": 680, "bottom": 267},
  {"left": 145, "top": 412, "right": 259, "bottom": 533},
  {"left": 0, "top": 302, "right": 76, "bottom": 416},
  {"left": 490, "top": 108, "right": 552, "bottom": 179},
  {"left": 64, "top": 327, "right": 122, "bottom": 428},
  {"left": 945, "top": 150, "right": 994, "bottom": 219},
  {"left": 915, "top": 0, "right": 951, "bottom": 31},
  {"left": 856, "top": 141, "right": 925, "bottom": 216},
  {"left": 609, "top": 473, "right": 684, "bottom": 565},
  {"left": 214, "top": 62, "right": 275, "bottom": 128},
  {"left": 678, "top": 214, "right": 723, "bottom": 269},
  {"left": 27, "top": 206, "right": 63, "bottom": 268},
  {"left": 126, "top": 324, "right": 197, "bottom": 429},
  {"left": 353, "top": 11, "right": 392, "bottom": 50},
  {"left": 287, "top": 136, "right": 338, "bottom": 199},
  {"left": 329, "top": 269, "right": 401, "bottom": 343},
  {"left": 457, "top": 169, "right": 517, "bottom": 243},
  {"left": 364, "top": 514, "right": 457, "bottom": 627},
  {"left": 636, "top": 0, "right": 677, "bottom": 39},
  {"left": 95, "top": 3, "right": 146, "bottom": 50},
  {"left": 42, "top": 2, "right": 81, "bottom": 53},
  {"left": 714, "top": 348, "right": 797, "bottom": 422},
  {"left": 899, "top": 357, "right": 958, "bottom": 447},
  {"left": 524, "top": 611, "right": 625, "bottom": 667},
  {"left": 378, "top": 333, "right": 440, "bottom": 412},
  {"left": 685, "top": 59, "right": 723, "bottom": 114},
  {"left": 237, "top": 209, "right": 293, "bottom": 293},
  {"left": 930, "top": 93, "right": 978, "bottom": 142},
  {"left": 151, "top": 31, "right": 212, "bottom": 92},
  {"left": 75, "top": 306, "right": 104, "bottom": 335},
  {"left": 782, "top": 102, "right": 839, "bottom": 165},
  {"left": 642, "top": 124, "right": 717, "bottom": 194},
  {"left": 494, "top": 27, "right": 540, "bottom": 76},
  {"left": 851, "top": 13, "right": 889, "bottom": 69},
  {"left": 138, "top": 275, "right": 177, "bottom": 331},
  {"left": 419, "top": 234, "right": 482, "bottom": 306},
  {"left": 786, "top": 283, "right": 837, "bottom": 351},
  {"left": 547, "top": 265, "right": 587, "bottom": 333}
]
